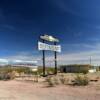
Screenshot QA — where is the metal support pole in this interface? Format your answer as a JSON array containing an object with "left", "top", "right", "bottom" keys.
[
  {"left": 54, "top": 42, "right": 57, "bottom": 75},
  {"left": 42, "top": 40, "right": 46, "bottom": 77}
]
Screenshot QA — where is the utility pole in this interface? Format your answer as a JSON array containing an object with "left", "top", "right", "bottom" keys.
[
  {"left": 42, "top": 40, "right": 46, "bottom": 77},
  {"left": 54, "top": 42, "right": 57, "bottom": 75}
]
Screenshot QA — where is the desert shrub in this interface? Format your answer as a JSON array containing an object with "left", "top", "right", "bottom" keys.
[
  {"left": 0, "top": 73, "right": 12, "bottom": 80},
  {"left": 45, "top": 76, "right": 54, "bottom": 87},
  {"left": 82, "top": 70, "right": 88, "bottom": 74},
  {"left": 4, "top": 73, "right": 11, "bottom": 80},
  {"left": 73, "top": 75, "right": 89, "bottom": 86},
  {"left": 59, "top": 74, "right": 66, "bottom": 84},
  {"left": 0, "top": 66, "right": 32, "bottom": 75},
  {"left": 37, "top": 68, "right": 43, "bottom": 75},
  {"left": 53, "top": 77, "right": 59, "bottom": 85},
  {"left": 33, "top": 75, "right": 38, "bottom": 83},
  {"left": 46, "top": 67, "right": 55, "bottom": 74},
  {"left": 0, "top": 67, "right": 13, "bottom": 74},
  {"left": 38, "top": 67, "right": 55, "bottom": 75},
  {"left": 15, "top": 67, "right": 31, "bottom": 74}
]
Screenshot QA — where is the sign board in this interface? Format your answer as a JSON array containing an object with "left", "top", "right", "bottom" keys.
[
  {"left": 38, "top": 41, "right": 61, "bottom": 52},
  {"left": 40, "top": 35, "right": 59, "bottom": 42}
]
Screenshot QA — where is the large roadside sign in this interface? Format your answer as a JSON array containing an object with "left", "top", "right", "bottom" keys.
[
  {"left": 38, "top": 41, "right": 61, "bottom": 52},
  {"left": 38, "top": 34, "right": 61, "bottom": 76}
]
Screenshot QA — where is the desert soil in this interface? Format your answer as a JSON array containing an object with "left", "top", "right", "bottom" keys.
[{"left": 0, "top": 79, "right": 99, "bottom": 100}]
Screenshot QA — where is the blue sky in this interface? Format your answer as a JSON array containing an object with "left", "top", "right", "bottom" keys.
[{"left": 0, "top": 0, "right": 100, "bottom": 65}]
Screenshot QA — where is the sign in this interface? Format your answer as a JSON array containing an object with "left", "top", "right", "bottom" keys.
[
  {"left": 40, "top": 35, "right": 59, "bottom": 42},
  {"left": 38, "top": 41, "right": 61, "bottom": 52}
]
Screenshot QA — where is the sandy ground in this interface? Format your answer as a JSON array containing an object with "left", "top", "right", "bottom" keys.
[{"left": 0, "top": 79, "right": 99, "bottom": 100}]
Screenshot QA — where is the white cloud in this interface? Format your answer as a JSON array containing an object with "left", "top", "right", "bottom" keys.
[
  {"left": 0, "top": 59, "right": 8, "bottom": 65},
  {"left": 0, "top": 59, "right": 8, "bottom": 62},
  {"left": 0, "top": 42, "right": 100, "bottom": 66},
  {"left": 57, "top": 51, "right": 100, "bottom": 65},
  {"left": 43, "top": 43, "right": 100, "bottom": 66},
  {"left": 0, "top": 51, "right": 40, "bottom": 66}
]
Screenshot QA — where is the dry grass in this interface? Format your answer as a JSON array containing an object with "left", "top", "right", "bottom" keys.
[{"left": 0, "top": 72, "right": 99, "bottom": 100}]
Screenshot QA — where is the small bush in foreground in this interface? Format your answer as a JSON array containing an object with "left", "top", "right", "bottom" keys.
[
  {"left": 59, "top": 74, "right": 66, "bottom": 84},
  {"left": 0, "top": 73, "right": 12, "bottom": 80},
  {"left": 33, "top": 75, "right": 38, "bottom": 83},
  {"left": 46, "top": 76, "right": 54, "bottom": 87},
  {"left": 73, "top": 75, "right": 89, "bottom": 86},
  {"left": 53, "top": 77, "right": 59, "bottom": 85}
]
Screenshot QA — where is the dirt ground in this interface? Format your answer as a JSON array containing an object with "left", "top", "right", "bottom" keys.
[{"left": 0, "top": 77, "right": 100, "bottom": 100}]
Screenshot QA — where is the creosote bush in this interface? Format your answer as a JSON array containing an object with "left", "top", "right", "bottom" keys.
[
  {"left": 59, "top": 74, "right": 66, "bottom": 84},
  {"left": 53, "top": 77, "right": 59, "bottom": 85},
  {"left": 46, "top": 76, "right": 54, "bottom": 87},
  {"left": 33, "top": 75, "right": 39, "bottom": 83},
  {"left": 45, "top": 74, "right": 69, "bottom": 86},
  {"left": 73, "top": 74, "right": 89, "bottom": 86},
  {"left": 0, "top": 73, "right": 12, "bottom": 80}
]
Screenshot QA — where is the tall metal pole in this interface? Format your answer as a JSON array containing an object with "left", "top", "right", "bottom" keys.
[
  {"left": 54, "top": 42, "right": 57, "bottom": 75},
  {"left": 42, "top": 40, "right": 46, "bottom": 77}
]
